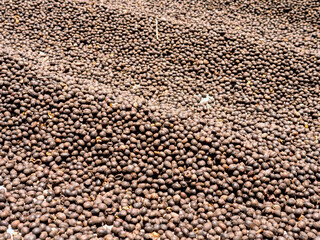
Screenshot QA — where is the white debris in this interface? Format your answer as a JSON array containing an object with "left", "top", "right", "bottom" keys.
[
  {"left": 200, "top": 94, "right": 214, "bottom": 104},
  {"left": 103, "top": 224, "right": 114, "bottom": 231},
  {"left": 132, "top": 85, "right": 141, "bottom": 89},
  {"left": 6, "top": 225, "right": 16, "bottom": 240},
  {"left": 0, "top": 185, "right": 6, "bottom": 192},
  {"left": 7, "top": 225, "right": 14, "bottom": 234}
]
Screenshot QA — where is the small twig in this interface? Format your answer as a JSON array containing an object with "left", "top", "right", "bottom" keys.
[{"left": 156, "top": 18, "right": 159, "bottom": 40}]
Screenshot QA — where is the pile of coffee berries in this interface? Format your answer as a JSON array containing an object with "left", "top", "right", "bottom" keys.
[{"left": 0, "top": 0, "right": 319, "bottom": 239}]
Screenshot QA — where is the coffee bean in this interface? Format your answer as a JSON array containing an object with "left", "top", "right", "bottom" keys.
[{"left": 0, "top": 0, "right": 319, "bottom": 238}]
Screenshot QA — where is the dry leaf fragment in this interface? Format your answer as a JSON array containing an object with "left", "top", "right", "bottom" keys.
[
  {"left": 48, "top": 111, "right": 54, "bottom": 119},
  {"left": 256, "top": 228, "right": 264, "bottom": 234},
  {"left": 151, "top": 232, "right": 160, "bottom": 238},
  {"left": 14, "top": 15, "right": 19, "bottom": 24}
]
